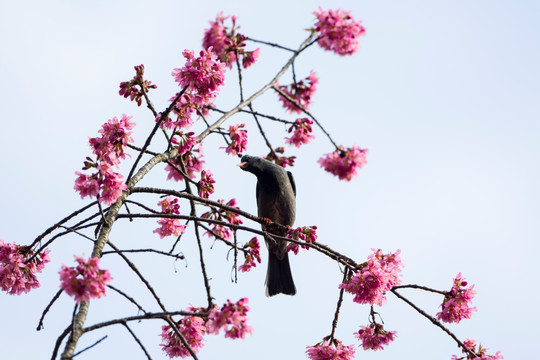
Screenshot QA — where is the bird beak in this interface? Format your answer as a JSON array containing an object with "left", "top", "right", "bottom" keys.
[{"left": 237, "top": 161, "right": 247, "bottom": 168}]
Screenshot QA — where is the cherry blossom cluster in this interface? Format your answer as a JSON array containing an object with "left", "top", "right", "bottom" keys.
[
  {"left": 166, "top": 48, "right": 226, "bottom": 130},
  {"left": 203, "top": 12, "right": 260, "bottom": 69},
  {"left": 59, "top": 255, "right": 111, "bottom": 303},
  {"left": 452, "top": 339, "right": 503, "bottom": 360},
  {"left": 160, "top": 299, "right": 252, "bottom": 358},
  {"left": 165, "top": 144, "right": 205, "bottom": 181},
  {"left": 285, "top": 118, "right": 315, "bottom": 147},
  {"left": 306, "top": 340, "right": 356, "bottom": 360},
  {"left": 313, "top": 8, "right": 366, "bottom": 56},
  {"left": 206, "top": 297, "right": 253, "bottom": 339},
  {"left": 318, "top": 146, "right": 368, "bottom": 181},
  {"left": 160, "top": 95, "right": 195, "bottom": 130},
  {"left": 224, "top": 123, "right": 248, "bottom": 155},
  {"left": 437, "top": 272, "right": 477, "bottom": 324},
  {"left": 286, "top": 225, "right": 318, "bottom": 254},
  {"left": 277, "top": 71, "right": 318, "bottom": 113},
  {"left": 171, "top": 131, "right": 198, "bottom": 155},
  {"left": 198, "top": 170, "right": 215, "bottom": 199},
  {"left": 160, "top": 306, "right": 206, "bottom": 358},
  {"left": 265, "top": 146, "right": 296, "bottom": 168},
  {"left": 201, "top": 198, "right": 243, "bottom": 241},
  {"left": 172, "top": 49, "right": 225, "bottom": 101},
  {"left": 239, "top": 237, "right": 261, "bottom": 272},
  {"left": 74, "top": 114, "right": 134, "bottom": 205},
  {"left": 356, "top": 323, "right": 397, "bottom": 351},
  {"left": 0, "top": 240, "right": 50, "bottom": 295},
  {"left": 153, "top": 197, "right": 187, "bottom": 239},
  {"left": 118, "top": 64, "right": 157, "bottom": 106},
  {"left": 339, "top": 249, "right": 402, "bottom": 306}
]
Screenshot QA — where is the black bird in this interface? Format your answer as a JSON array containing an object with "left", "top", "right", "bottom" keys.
[{"left": 238, "top": 155, "right": 297, "bottom": 296}]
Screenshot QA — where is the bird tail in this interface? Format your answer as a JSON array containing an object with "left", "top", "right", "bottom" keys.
[{"left": 266, "top": 251, "right": 296, "bottom": 297}]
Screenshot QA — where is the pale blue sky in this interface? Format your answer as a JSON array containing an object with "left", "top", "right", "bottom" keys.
[{"left": 1, "top": 1, "right": 539, "bottom": 359}]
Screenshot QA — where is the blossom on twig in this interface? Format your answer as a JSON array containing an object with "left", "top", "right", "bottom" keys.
[
  {"left": 74, "top": 114, "right": 134, "bottom": 205},
  {"left": 285, "top": 118, "right": 315, "bottom": 147},
  {"left": 356, "top": 323, "right": 397, "bottom": 351},
  {"left": 437, "top": 272, "right": 477, "bottom": 324},
  {"left": 119, "top": 64, "right": 157, "bottom": 106},
  {"left": 201, "top": 199, "right": 243, "bottom": 241},
  {"left": 313, "top": 8, "right": 366, "bottom": 56},
  {"left": 286, "top": 225, "right": 318, "bottom": 254},
  {"left": 224, "top": 123, "right": 248, "bottom": 156},
  {"left": 203, "top": 13, "right": 260, "bottom": 69},
  {"left": 59, "top": 255, "right": 111, "bottom": 303},
  {"left": 318, "top": 146, "right": 368, "bottom": 181},
  {"left": 306, "top": 340, "right": 356, "bottom": 360},
  {"left": 239, "top": 237, "right": 261, "bottom": 272},
  {"left": 277, "top": 71, "right": 318, "bottom": 114},
  {"left": 198, "top": 170, "right": 215, "bottom": 199},
  {"left": 206, "top": 298, "right": 253, "bottom": 339},
  {"left": 451, "top": 338, "right": 503, "bottom": 360},
  {"left": 0, "top": 240, "right": 50, "bottom": 295},
  {"left": 160, "top": 306, "right": 206, "bottom": 358},
  {"left": 339, "top": 249, "right": 402, "bottom": 306},
  {"left": 153, "top": 197, "right": 187, "bottom": 239}
]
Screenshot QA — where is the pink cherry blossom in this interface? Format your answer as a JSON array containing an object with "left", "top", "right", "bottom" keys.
[
  {"left": 198, "top": 170, "right": 215, "bottom": 199},
  {"left": 224, "top": 124, "right": 248, "bottom": 155},
  {"left": 0, "top": 240, "right": 50, "bottom": 295},
  {"left": 171, "top": 131, "right": 198, "bottom": 156},
  {"left": 286, "top": 225, "right": 318, "bottom": 254},
  {"left": 356, "top": 323, "right": 397, "bottom": 351},
  {"left": 451, "top": 338, "right": 503, "bottom": 360},
  {"left": 163, "top": 91, "right": 215, "bottom": 131},
  {"left": 74, "top": 114, "right": 134, "bottom": 205},
  {"left": 59, "top": 255, "right": 111, "bottom": 303},
  {"left": 306, "top": 340, "right": 356, "bottom": 360},
  {"left": 165, "top": 146, "right": 205, "bottom": 181},
  {"left": 98, "top": 164, "right": 128, "bottom": 205},
  {"left": 239, "top": 237, "right": 262, "bottom": 272},
  {"left": 318, "top": 146, "right": 368, "bottom": 181},
  {"left": 74, "top": 172, "right": 100, "bottom": 198},
  {"left": 160, "top": 307, "right": 206, "bottom": 358},
  {"left": 203, "top": 13, "right": 260, "bottom": 69},
  {"left": 242, "top": 48, "right": 260, "bottom": 68},
  {"left": 172, "top": 48, "right": 225, "bottom": 103},
  {"left": 90, "top": 114, "right": 134, "bottom": 166},
  {"left": 277, "top": 71, "right": 318, "bottom": 113},
  {"left": 119, "top": 64, "right": 157, "bottom": 106},
  {"left": 285, "top": 118, "right": 315, "bottom": 147},
  {"left": 313, "top": 8, "right": 366, "bottom": 56},
  {"left": 153, "top": 197, "right": 187, "bottom": 239},
  {"left": 437, "top": 273, "right": 477, "bottom": 324},
  {"left": 339, "top": 249, "right": 402, "bottom": 306},
  {"left": 206, "top": 298, "right": 253, "bottom": 339},
  {"left": 265, "top": 147, "right": 296, "bottom": 168},
  {"left": 202, "top": 199, "right": 243, "bottom": 241}
]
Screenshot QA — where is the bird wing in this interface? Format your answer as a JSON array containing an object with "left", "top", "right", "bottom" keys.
[
  {"left": 255, "top": 181, "right": 260, "bottom": 204},
  {"left": 287, "top": 171, "right": 296, "bottom": 197}
]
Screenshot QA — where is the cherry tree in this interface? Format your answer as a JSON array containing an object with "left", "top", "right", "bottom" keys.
[{"left": 0, "top": 6, "right": 506, "bottom": 360}]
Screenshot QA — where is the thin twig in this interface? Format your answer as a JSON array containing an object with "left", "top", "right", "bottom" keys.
[
  {"left": 107, "top": 284, "right": 147, "bottom": 314},
  {"left": 272, "top": 85, "right": 340, "bottom": 150},
  {"left": 37, "top": 289, "right": 64, "bottom": 331},
  {"left": 390, "top": 288, "right": 477, "bottom": 358},
  {"left": 392, "top": 284, "right": 447, "bottom": 296},
  {"left": 121, "top": 322, "right": 153, "bottom": 360},
  {"left": 72, "top": 335, "right": 108, "bottom": 358},
  {"left": 329, "top": 268, "right": 348, "bottom": 342}
]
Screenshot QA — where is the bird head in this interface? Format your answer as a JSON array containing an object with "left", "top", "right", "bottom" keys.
[{"left": 238, "top": 154, "right": 261, "bottom": 174}]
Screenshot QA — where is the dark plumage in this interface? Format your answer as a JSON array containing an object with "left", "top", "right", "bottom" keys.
[{"left": 238, "top": 155, "right": 297, "bottom": 296}]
